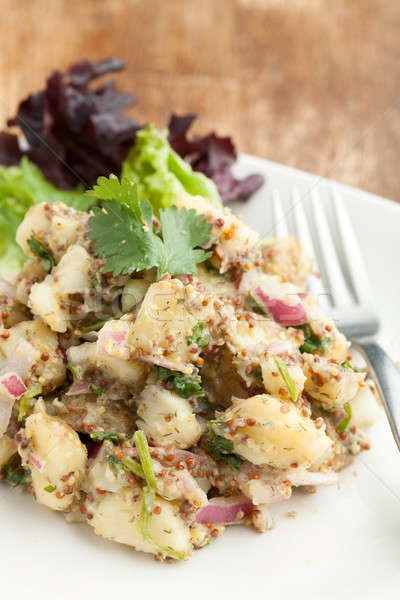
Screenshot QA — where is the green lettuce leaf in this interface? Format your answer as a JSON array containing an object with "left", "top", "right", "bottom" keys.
[
  {"left": 0, "top": 158, "right": 97, "bottom": 275},
  {"left": 122, "top": 124, "right": 222, "bottom": 213}
]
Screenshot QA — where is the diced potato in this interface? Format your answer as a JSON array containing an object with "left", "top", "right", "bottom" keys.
[
  {"left": 18, "top": 401, "right": 87, "bottom": 511},
  {"left": 136, "top": 384, "right": 203, "bottom": 449},
  {"left": 174, "top": 193, "right": 259, "bottom": 273},
  {"left": 303, "top": 354, "right": 365, "bottom": 411},
  {"left": 0, "top": 320, "right": 65, "bottom": 391},
  {"left": 67, "top": 341, "right": 146, "bottom": 388},
  {"left": 350, "top": 384, "right": 380, "bottom": 429},
  {"left": 261, "top": 354, "right": 305, "bottom": 400},
  {"left": 16, "top": 201, "right": 87, "bottom": 260},
  {"left": 29, "top": 245, "right": 92, "bottom": 332},
  {"left": 128, "top": 278, "right": 213, "bottom": 373},
  {"left": 259, "top": 236, "right": 312, "bottom": 289},
  {"left": 0, "top": 435, "right": 16, "bottom": 468},
  {"left": 86, "top": 486, "right": 193, "bottom": 558},
  {"left": 217, "top": 394, "right": 332, "bottom": 468},
  {"left": 303, "top": 294, "right": 350, "bottom": 362}
]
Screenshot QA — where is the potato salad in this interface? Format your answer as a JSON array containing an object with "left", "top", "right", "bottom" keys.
[{"left": 0, "top": 184, "right": 380, "bottom": 562}]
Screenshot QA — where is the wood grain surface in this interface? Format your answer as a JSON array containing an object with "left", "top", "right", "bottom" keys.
[{"left": 1, "top": 0, "right": 399, "bottom": 200}]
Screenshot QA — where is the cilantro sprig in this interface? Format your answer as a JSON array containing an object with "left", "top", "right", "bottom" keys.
[{"left": 87, "top": 176, "right": 211, "bottom": 278}]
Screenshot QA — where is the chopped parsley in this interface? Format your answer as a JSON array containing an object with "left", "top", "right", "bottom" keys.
[
  {"left": 246, "top": 294, "right": 264, "bottom": 315},
  {"left": 206, "top": 423, "right": 243, "bottom": 470},
  {"left": 294, "top": 323, "right": 331, "bottom": 355},
  {"left": 44, "top": 485, "right": 56, "bottom": 493},
  {"left": 274, "top": 357, "right": 298, "bottom": 403},
  {"left": 156, "top": 366, "right": 204, "bottom": 398},
  {"left": 90, "top": 431, "right": 120, "bottom": 442},
  {"left": 341, "top": 360, "right": 360, "bottom": 372},
  {"left": 107, "top": 455, "right": 121, "bottom": 472},
  {"left": 186, "top": 322, "right": 210, "bottom": 348},
  {"left": 337, "top": 403, "right": 352, "bottom": 433},
  {"left": 5, "top": 463, "right": 27, "bottom": 487},
  {"left": 89, "top": 384, "right": 103, "bottom": 396},
  {"left": 27, "top": 235, "right": 55, "bottom": 272},
  {"left": 87, "top": 176, "right": 212, "bottom": 278}
]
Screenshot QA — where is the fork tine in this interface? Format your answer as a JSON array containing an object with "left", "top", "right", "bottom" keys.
[
  {"left": 310, "top": 188, "right": 354, "bottom": 306},
  {"left": 291, "top": 188, "right": 330, "bottom": 309},
  {"left": 272, "top": 189, "right": 289, "bottom": 237},
  {"left": 331, "top": 187, "right": 376, "bottom": 309}
]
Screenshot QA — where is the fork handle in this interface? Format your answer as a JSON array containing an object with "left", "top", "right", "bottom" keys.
[{"left": 354, "top": 340, "right": 400, "bottom": 451}]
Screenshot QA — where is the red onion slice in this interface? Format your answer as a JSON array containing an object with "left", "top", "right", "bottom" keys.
[
  {"left": 254, "top": 287, "right": 307, "bottom": 327},
  {"left": 196, "top": 496, "right": 254, "bottom": 524}
]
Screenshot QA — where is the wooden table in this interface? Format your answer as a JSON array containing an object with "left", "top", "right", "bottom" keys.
[{"left": 1, "top": 0, "right": 399, "bottom": 200}]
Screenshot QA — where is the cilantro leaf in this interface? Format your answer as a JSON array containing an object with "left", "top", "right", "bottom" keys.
[
  {"left": 206, "top": 424, "right": 243, "bottom": 470},
  {"left": 186, "top": 322, "right": 210, "bottom": 348},
  {"left": 155, "top": 366, "right": 204, "bottom": 398},
  {"left": 87, "top": 200, "right": 163, "bottom": 276},
  {"left": 158, "top": 206, "right": 211, "bottom": 277},
  {"left": 87, "top": 176, "right": 212, "bottom": 278}
]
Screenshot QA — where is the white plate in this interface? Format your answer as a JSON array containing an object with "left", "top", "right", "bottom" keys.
[{"left": 2, "top": 156, "right": 400, "bottom": 600}]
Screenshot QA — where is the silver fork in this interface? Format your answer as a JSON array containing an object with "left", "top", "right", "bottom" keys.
[{"left": 272, "top": 186, "right": 400, "bottom": 451}]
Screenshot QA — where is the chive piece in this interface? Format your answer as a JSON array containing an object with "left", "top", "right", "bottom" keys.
[
  {"left": 18, "top": 383, "right": 42, "bottom": 421},
  {"left": 89, "top": 384, "right": 103, "bottom": 396},
  {"left": 341, "top": 360, "right": 360, "bottom": 372},
  {"left": 140, "top": 486, "right": 187, "bottom": 561},
  {"left": 67, "top": 365, "right": 81, "bottom": 380},
  {"left": 90, "top": 431, "right": 120, "bottom": 442},
  {"left": 337, "top": 403, "right": 352, "bottom": 433},
  {"left": 274, "top": 356, "right": 298, "bottom": 403},
  {"left": 122, "top": 456, "right": 145, "bottom": 479},
  {"left": 80, "top": 312, "right": 124, "bottom": 334},
  {"left": 44, "top": 485, "right": 56, "bottom": 493},
  {"left": 134, "top": 430, "right": 156, "bottom": 489}
]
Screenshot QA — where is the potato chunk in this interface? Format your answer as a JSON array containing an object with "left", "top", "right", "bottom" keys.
[
  {"left": 67, "top": 341, "right": 146, "bottom": 389},
  {"left": 29, "top": 245, "right": 92, "bottom": 332},
  {"left": 137, "top": 384, "right": 203, "bottom": 449},
  {"left": 174, "top": 193, "right": 259, "bottom": 273},
  {"left": 217, "top": 394, "right": 332, "bottom": 469},
  {"left": 16, "top": 201, "right": 87, "bottom": 260},
  {"left": 86, "top": 486, "right": 192, "bottom": 559},
  {"left": 303, "top": 354, "right": 365, "bottom": 411},
  {"left": 18, "top": 401, "right": 87, "bottom": 511},
  {"left": 350, "top": 385, "right": 380, "bottom": 429},
  {"left": 0, "top": 320, "right": 65, "bottom": 391},
  {"left": 128, "top": 278, "right": 213, "bottom": 374}
]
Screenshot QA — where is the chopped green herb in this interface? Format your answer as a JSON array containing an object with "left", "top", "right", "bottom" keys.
[
  {"left": 107, "top": 455, "right": 121, "bottom": 472},
  {"left": 155, "top": 366, "right": 204, "bottom": 398},
  {"left": 337, "top": 403, "right": 352, "bottom": 433},
  {"left": 87, "top": 176, "right": 212, "bottom": 278},
  {"left": 341, "top": 360, "right": 360, "bottom": 372},
  {"left": 90, "top": 431, "right": 120, "bottom": 442},
  {"left": 253, "top": 367, "right": 262, "bottom": 379},
  {"left": 67, "top": 365, "right": 81, "bottom": 380},
  {"left": 206, "top": 423, "right": 243, "bottom": 470},
  {"left": 274, "top": 356, "right": 298, "bottom": 403},
  {"left": 186, "top": 322, "right": 210, "bottom": 349},
  {"left": 89, "top": 384, "right": 103, "bottom": 396},
  {"left": 44, "top": 485, "right": 56, "bottom": 493},
  {"left": 91, "top": 271, "right": 103, "bottom": 292},
  {"left": 246, "top": 294, "right": 265, "bottom": 315},
  {"left": 27, "top": 235, "right": 55, "bottom": 272},
  {"left": 18, "top": 383, "right": 42, "bottom": 421},
  {"left": 294, "top": 323, "right": 331, "bottom": 355},
  {"left": 5, "top": 463, "right": 27, "bottom": 487},
  {"left": 176, "top": 298, "right": 184, "bottom": 304}
]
